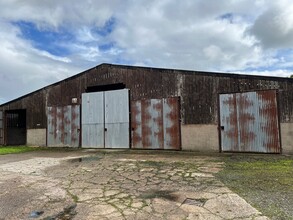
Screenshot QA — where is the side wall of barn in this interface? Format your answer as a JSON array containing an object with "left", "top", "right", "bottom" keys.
[
  {"left": 106, "top": 65, "right": 293, "bottom": 154},
  {"left": 0, "top": 64, "right": 292, "bottom": 153}
]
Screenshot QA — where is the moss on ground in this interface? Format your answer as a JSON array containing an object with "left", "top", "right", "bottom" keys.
[
  {"left": 0, "top": 146, "right": 43, "bottom": 155},
  {"left": 215, "top": 154, "right": 293, "bottom": 220}
]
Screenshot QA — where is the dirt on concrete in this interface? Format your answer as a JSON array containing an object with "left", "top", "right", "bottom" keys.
[{"left": 0, "top": 149, "right": 271, "bottom": 220}]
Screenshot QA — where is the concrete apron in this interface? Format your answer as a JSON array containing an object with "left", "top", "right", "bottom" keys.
[{"left": 0, "top": 152, "right": 269, "bottom": 220}]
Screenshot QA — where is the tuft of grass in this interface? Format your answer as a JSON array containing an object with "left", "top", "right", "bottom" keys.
[
  {"left": 216, "top": 155, "right": 293, "bottom": 220},
  {"left": 0, "top": 146, "right": 42, "bottom": 155}
]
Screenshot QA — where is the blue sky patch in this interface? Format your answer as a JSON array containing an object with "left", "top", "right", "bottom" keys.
[
  {"left": 14, "top": 21, "right": 72, "bottom": 57},
  {"left": 99, "top": 43, "right": 115, "bottom": 52},
  {"left": 93, "top": 17, "right": 116, "bottom": 37}
]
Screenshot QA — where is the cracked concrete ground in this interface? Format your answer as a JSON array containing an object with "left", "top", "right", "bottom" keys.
[{"left": 0, "top": 150, "right": 269, "bottom": 220}]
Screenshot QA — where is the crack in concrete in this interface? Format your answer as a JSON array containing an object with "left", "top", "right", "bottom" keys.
[{"left": 0, "top": 152, "right": 270, "bottom": 220}]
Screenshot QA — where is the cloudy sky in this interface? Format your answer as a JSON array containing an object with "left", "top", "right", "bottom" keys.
[{"left": 0, "top": 0, "right": 293, "bottom": 104}]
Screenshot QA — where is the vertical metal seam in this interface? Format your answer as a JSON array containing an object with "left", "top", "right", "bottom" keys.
[
  {"left": 161, "top": 99, "right": 163, "bottom": 149},
  {"left": 79, "top": 103, "right": 82, "bottom": 148},
  {"left": 128, "top": 89, "right": 131, "bottom": 149},
  {"left": 217, "top": 94, "right": 222, "bottom": 152},
  {"left": 178, "top": 96, "right": 182, "bottom": 150},
  {"left": 276, "top": 90, "right": 282, "bottom": 154},
  {"left": 103, "top": 91, "right": 105, "bottom": 148},
  {"left": 236, "top": 94, "right": 241, "bottom": 151}
]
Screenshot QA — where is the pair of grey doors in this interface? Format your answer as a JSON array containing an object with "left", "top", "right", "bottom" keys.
[
  {"left": 81, "top": 89, "right": 130, "bottom": 148},
  {"left": 219, "top": 90, "right": 281, "bottom": 153}
]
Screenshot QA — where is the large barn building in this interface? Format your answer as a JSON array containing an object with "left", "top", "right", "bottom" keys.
[{"left": 0, "top": 63, "right": 292, "bottom": 154}]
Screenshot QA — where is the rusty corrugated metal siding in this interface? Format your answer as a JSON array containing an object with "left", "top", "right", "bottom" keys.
[
  {"left": 163, "top": 97, "right": 181, "bottom": 149},
  {"left": 131, "top": 97, "right": 181, "bottom": 150},
  {"left": 220, "top": 90, "right": 280, "bottom": 153},
  {"left": 0, "top": 111, "right": 3, "bottom": 145},
  {"left": 0, "top": 64, "right": 292, "bottom": 133},
  {"left": 47, "top": 105, "right": 80, "bottom": 147}
]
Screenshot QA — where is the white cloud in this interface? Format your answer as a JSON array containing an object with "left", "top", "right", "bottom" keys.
[
  {"left": 37, "top": 50, "right": 72, "bottom": 63},
  {"left": 249, "top": 0, "right": 293, "bottom": 49},
  {"left": 0, "top": 0, "right": 293, "bottom": 104},
  {"left": 0, "top": 21, "right": 82, "bottom": 103},
  {"left": 237, "top": 69, "right": 292, "bottom": 78}
]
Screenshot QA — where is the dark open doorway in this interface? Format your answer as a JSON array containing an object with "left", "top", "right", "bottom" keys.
[
  {"left": 86, "top": 83, "right": 126, "bottom": 93},
  {"left": 5, "top": 109, "right": 26, "bottom": 145}
]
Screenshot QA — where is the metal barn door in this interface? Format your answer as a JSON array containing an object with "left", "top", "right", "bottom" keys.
[
  {"left": 47, "top": 105, "right": 80, "bottom": 147},
  {"left": 131, "top": 97, "right": 181, "bottom": 150},
  {"left": 82, "top": 89, "right": 130, "bottom": 148},
  {"left": 104, "top": 90, "right": 130, "bottom": 148},
  {"left": 219, "top": 90, "right": 280, "bottom": 153},
  {"left": 0, "top": 111, "right": 3, "bottom": 145},
  {"left": 82, "top": 92, "right": 104, "bottom": 148}
]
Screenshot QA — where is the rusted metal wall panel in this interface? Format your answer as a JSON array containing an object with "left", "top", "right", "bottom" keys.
[
  {"left": 163, "top": 98, "right": 181, "bottom": 150},
  {"left": 63, "top": 106, "right": 72, "bottom": 146},
  {"left": 56, "top": 107, "right": 63, "bottom": 145},
  {"left": 47, "top": 105, "right": 80, "bottom": 147},
  {"left": 71, "top": 105, "right": 80, "bottom": 147},
  {"left": 104, "top": 89, "right": 129, "bottom": 148},
  {"left": 131, "top": 101, "right": 142, "bottom": 148},
  {"left": 219, "top": 94, "right": 238, "bottom": 151},
  {"left": 47, "top": 107, "right": 57, "bottom": 146},
  {"left": 220, "top": 90, "right": 280, "bottom": 153},
  {"left": 0, "top": 63, "right": 292, "bottom": 140},
  {"left": 132, "top": 97, "right": 181, "bottom": 150},
  {"left": 81, "top": 92, "right": 104, "bottom": 148},
  {"left": 143, "top": 99, "right": 164, "bottom": 149},
  {"left": 255, "top": 90, "right": 280, "bottom": 153},
  {"left": 0, "top": 111, "right": 3, "bottom": 145}
]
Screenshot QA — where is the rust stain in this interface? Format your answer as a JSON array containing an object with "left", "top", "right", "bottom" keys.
[
  {"left": 220, "top": 90, "right": 280, "bottom": 153},
  {"left": 48, "top": 105, "right": 80, "bottom": 147},
  {"left": 258, "top": 90, "right": 280, "bottom": 153},
  {"left": 71, "top": 106, "right": 80, "bottom": 145},
  {"left": 165, "top": 98, "right": 181, "bottom": 150},
  {"left": 225, "top": 94, "right": 239, "bottom": 151},
  {"left": 50, "top": 107, "right": 57, "bottom": 140},
  {"left": 141, "top": 99, "right": 151, "bottom": 148},
  {"left": 153, "top": 100, "right": 164, "bottom": 149},
  {"left": 223, "top": 96, "right": 235, "bottom": 106},
  {"left": 131, "top": 101, "right": 142, "bottom": 148},
  {"left": 131, "top": 97, "right": 181, "bottom": 150}
]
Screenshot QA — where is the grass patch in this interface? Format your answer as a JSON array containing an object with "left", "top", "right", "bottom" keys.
[
  {"left": 216, "top": 154, "right": 293, "bottom": 220},
  {"left": 0, "top": 146, "right": 42, "bottom": 155}
]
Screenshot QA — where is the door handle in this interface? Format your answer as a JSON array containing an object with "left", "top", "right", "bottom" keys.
[
  {"left": 104, "top": 128, "right": 107, "bottom": 132},
  {"left": 220, "top": 126, "right": 224, "bottom": 130}
]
